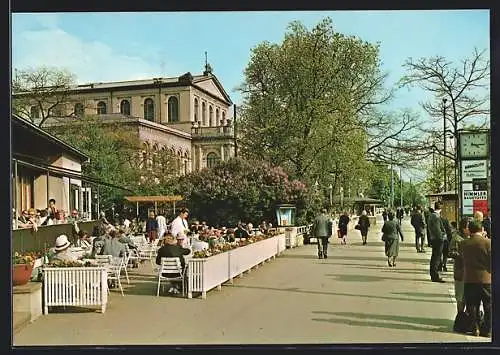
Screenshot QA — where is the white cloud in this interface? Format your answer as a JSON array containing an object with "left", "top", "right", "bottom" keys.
[{"left": 12, "top": 27, "right": 175, "bottom": 84}]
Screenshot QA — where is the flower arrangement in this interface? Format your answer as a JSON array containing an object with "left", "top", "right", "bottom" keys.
[
  {"left": 13, "top": 251, "right": 40, "bottom": 265},
  {"left": 44, "top": 259, "right": 98, "bottom": 268},
  {"left": 191, "top": 233, "right": 274, "bottom": 259}
]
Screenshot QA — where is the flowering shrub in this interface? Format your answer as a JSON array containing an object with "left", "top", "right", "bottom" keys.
[{"left": 174, "top": 157, "right": 309, "bottom": 226}]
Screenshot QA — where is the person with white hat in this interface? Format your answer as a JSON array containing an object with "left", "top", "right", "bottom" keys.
[{"left": 52, "top": 234, "right": 78, "bottom": 262}]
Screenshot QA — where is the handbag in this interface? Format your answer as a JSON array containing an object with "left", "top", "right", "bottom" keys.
[{"left": 354, "top": 224, "right": 361, "bottom": 230}]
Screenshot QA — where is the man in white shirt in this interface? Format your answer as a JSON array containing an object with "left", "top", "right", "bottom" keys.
[
  {"left": 170, "top": 208, "right": 190, "bottom": 248},
  {"left": 156, "top": 210, "right": 167, "bottom": 240}
]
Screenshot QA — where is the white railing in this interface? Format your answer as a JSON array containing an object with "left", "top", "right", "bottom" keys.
[
  {"left": 187, "top": 234, "right": 286, "bottom": 299},
  {"left": 43, "top": 267, "right": 108, "bottom": 314}
]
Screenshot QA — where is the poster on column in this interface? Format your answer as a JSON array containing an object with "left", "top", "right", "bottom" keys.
[
  {"left": 462, "top": 183, "right": 488, "bottom": 216},
  {"left": 472, "top": 178, "right": 489, "bottom": 215},
  {"left": 461, "top": 160, "right": 487, "bottom": 182},
  {"left": 462, "top": 183, "right": 473, "bottom": 215}
]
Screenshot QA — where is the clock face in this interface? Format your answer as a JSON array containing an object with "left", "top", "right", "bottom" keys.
[{"left": 460, "top": 132, "right": 489, "bottom": 159}]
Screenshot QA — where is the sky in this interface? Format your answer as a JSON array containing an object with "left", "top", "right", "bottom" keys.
[{"left": 11, "top": 10, "right": 490, "bottom": 180}]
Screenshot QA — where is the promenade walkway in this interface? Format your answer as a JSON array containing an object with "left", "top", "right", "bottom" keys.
[{"left": 13, "top": 217, "right": 490, "bottom": 346}]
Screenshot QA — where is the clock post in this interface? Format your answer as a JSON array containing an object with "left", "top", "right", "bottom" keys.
[{"left": 458, "top": 129, "right": 490, "bottom": 219}]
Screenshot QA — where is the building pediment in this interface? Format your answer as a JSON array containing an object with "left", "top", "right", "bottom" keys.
[{"left": 192, "top": 75, "right": 232, "bottom": 105}]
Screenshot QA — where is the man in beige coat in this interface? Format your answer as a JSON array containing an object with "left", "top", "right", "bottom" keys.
[{"left": 460, "top": 220, "right": 491, "bottom": 337}]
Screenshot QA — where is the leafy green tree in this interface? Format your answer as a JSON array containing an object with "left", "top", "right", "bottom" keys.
[
  {"left": 47, "top": 115, "right": 178, "bottom": 211},
  {"left": 237, "top": 17, "right": 420, "bottom": 198}
]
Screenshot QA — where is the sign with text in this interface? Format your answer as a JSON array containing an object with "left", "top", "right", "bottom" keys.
[
  {"left": 461, "top": 160, "right": 488, "bottom": 182},
  {"left": 462, "top": 181, "right": 488, "bottom": 215}
]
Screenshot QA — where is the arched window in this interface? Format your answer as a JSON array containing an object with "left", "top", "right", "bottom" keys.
[
  {"left": 202, "top": 102, "right": 206, "bottom": 126},
  {"left": 120, "top": 100, "right": 131, "bottom": 115},
  {"left": 74, "top": 103, "right": 84, "bottom": 117},
  {"left": 222, "top": 111, "right": 226, "bottom": 124},
  {"left": 207, "top": 152, "right": 219, "bottom": 168},
  {"left": 209, "top": 105, "right": 214, "bottom": 127},
  {"left": 194, "top": 98, "right": 199, "bottom": 122},
  {"left": 30, "top": 106, "right": 40, "bottom": 119},
  {"left": 168, "top": 96, "right": 179, "bottom": 122},
  {"left": 97, "top": 101, "right": 107, "bottom": 115},
  {"left": 215, "top": 108, "right": 220, "bottom": 126},
  {"left": 152, "top": 144, "right": 159, "bottom": 169},
  {"left": 144, "top": 98, "right": 155, "bottom": 121}
]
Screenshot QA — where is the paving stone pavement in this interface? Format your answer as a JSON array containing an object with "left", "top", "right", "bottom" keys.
[{"left": 12, "top": 217, "right": 491, "bottom": 346}]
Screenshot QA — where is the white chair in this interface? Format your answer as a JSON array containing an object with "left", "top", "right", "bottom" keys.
[
  {"left": 156, "top": 257, "right": 185, "bottom": 297},
  {"left": 108, "top": 256, "right": 125, "bottom": 296}
]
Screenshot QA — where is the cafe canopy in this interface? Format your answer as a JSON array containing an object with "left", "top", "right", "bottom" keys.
[{"left": 124, "top": 195, "right": 184, "bottom": 216}]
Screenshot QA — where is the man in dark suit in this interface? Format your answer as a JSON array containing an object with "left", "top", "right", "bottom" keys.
[
  {"left": 427, "top": 201, "right": 446, "bottom": 282},
  {"left": 439, "top": 215, "right": 453, "bottom": 272},
  {"left": 312, "top": 208, "right": 331, "bottom": 259},
  {"left": 410, "top": 205, "right": 426, "bottom": 253},
  {"left": 460, "top": 220, "right": 491, "bottom": 337}
]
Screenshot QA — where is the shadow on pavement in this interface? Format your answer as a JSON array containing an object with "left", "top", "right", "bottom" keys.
[
  {"left": 281, "top": 254, "right": 429, "bottom": 264},
  {"left": 230, "top": 284, "right": 452, "bottom": 304},
  {"left": 324, "top": 273, "right": 430, "bottom": 282},
  {"left": 391, "top": 291, "right": 452, "bottom": 298},
  {"left": 311, "top": 310, "right": 454, "bottom": 334},
  {"left": 314, "top": 263, "right": 430, "bottom": 274}
]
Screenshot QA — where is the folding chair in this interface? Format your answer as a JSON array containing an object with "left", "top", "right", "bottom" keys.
[{"left": 156, "top": 257, "right": 185, "bottom": 297}]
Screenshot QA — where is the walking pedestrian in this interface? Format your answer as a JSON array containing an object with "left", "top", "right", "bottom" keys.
[
  {"left": 382, "top": 209, "right": 388, "bottom": 222},
  {"left": 410, "top": 205, "right": 426, "bottom": 253},
  {"left": 146, "top": 210, "right": 158, "bottom": 243},
  {"left": 381, "top": 211, "right": 404, "bottom": 267},
  {"left": 338, "top": 211, "right": 350, "bottom": 245},
  {"left": 427, "top": 201, "right": 446, "bottom": 283},
  {"left": 396, "top": 207, "right": 404, "bottom": 226},
  {"left": 156, "top": 210, "right": 167, "bottom": 240},
  {"left": 312, "top": 208, "right": 331, "bottom": 259},
  {"left": 358, "top": 210, "right": 370, "bottom": 245},
  {"left": 460, "top": 219, "right": 491, "bottom": 337}
]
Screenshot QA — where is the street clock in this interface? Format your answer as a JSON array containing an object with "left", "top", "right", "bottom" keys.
[{"left": 459, "top": 131, "right": 490, "bottom": 159}]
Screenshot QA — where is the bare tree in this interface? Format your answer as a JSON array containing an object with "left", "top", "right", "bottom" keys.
[
  {"left": 398, "top": 48, "right": 490, "bottom": 162},
  {"left": 12, "top": 66, "right": 79, "bottom": 127}
]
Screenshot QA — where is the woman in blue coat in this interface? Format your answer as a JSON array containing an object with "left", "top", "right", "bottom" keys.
[{"left": 381, "top": 211, "right": 404, "bottom": 267}]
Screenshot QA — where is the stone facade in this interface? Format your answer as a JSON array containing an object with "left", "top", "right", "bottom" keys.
[{"left": 14, "top": 70, "right": 236, "bottom": 174}]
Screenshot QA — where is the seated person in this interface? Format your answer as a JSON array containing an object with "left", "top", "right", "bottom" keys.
[
  {"left": 76, "top": 230, "right": 92, "bottom": 249},
  {"left": 96, "top": 229, "right": 127, "bottom": 258},
  {"left": 17, "top": 208, "right": 38, "bottom": 231},
  {"left": 156, "top": 234, "right": 191, "bottom": 293},
  {"left": 191, "top": 237, "right": 209, "bottom": 252},
  {"left": 259, "top": 221, "right": 268, "bottom": 235},
  {"left": 246, "top": 222, "right": 255, "bottom": 236},
  {"left": 52, "top": 234, "right": 79, "bottom": 262},
  {"left": 234, "top": 222, "right": 250, "bottom": 239}
]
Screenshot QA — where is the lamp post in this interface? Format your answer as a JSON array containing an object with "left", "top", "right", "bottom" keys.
[
  {"left": 328, "top": 184, "right": 333, "bottom": 207},
  {"left": 443, "top": 98, "right": 447, "bottom": 192},
  {"left": 340, "top": 186, "right": 344, "bottom": 210}
]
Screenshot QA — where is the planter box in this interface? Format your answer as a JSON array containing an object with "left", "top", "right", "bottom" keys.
[
  {"left": 188, "top": 251, "right": 229, "bottom": 299},
  {"left": 187, "top": 234, "right": 286, "bottom": 299},
  {"left": 42, "top": 267, "right": 108, "bottom": 314},
  {"left": 228, "top": 236, "right": 278, "bottom": 280},
  {"left": 13, "top": 282, "right": 42, "bottom": 328}
]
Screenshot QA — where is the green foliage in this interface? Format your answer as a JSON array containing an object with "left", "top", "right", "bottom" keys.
[
  {"left": 48, "top": 115, "right": 178, "bottom": 212},
  {"left": 171, "top": 158, "right": 311, "bottom": 227},
  {"left": 238, "top": 17, "right": 389, "bottom": 186}
]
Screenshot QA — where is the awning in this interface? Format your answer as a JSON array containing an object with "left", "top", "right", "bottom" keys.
[{"left": 123, "top": 195, "right": 184, "bottom": 216}]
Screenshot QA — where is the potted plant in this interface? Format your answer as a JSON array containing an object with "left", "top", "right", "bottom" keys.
[{"left": 12, "top": 252, "right": 35, "bottom": 286}]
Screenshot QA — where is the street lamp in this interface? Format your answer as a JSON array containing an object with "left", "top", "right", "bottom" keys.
[
  {"left": 328, "top": 184, "right": 333, "bottom": 207},
  {"left": 443, "top": 98, "right": 447, "bottom": 192},
  {"left": 340, "top": 186, "right": 344, "bottom": 211}
]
